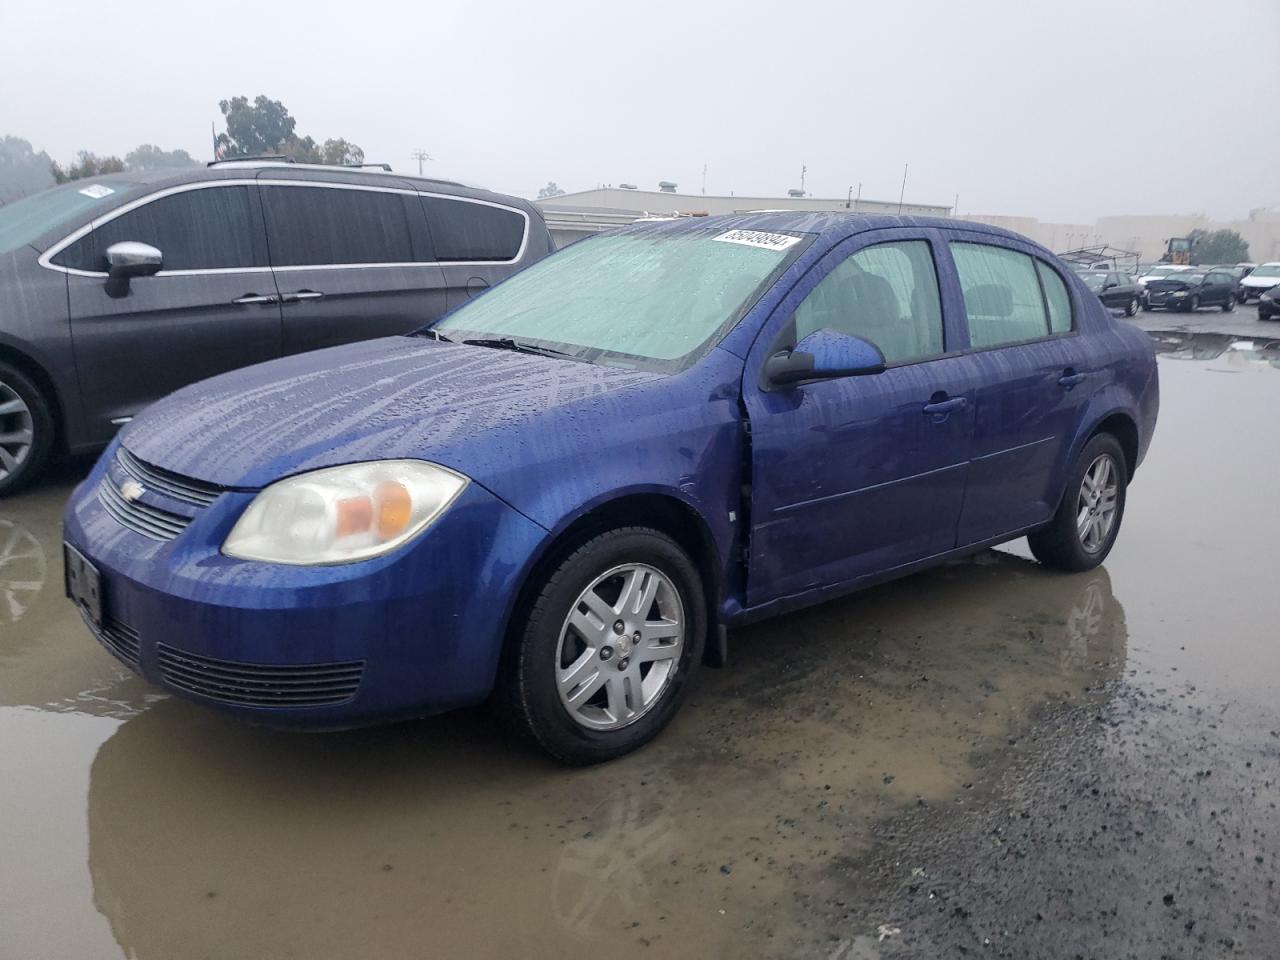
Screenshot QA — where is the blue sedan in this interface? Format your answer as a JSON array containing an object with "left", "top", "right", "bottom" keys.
[{"left": 64, "top": 213, "right": 1159, "bottom": 763}]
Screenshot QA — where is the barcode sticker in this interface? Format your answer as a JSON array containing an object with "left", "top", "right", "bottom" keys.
[{"left": 712, "top": 229, "right": 802, "bottom": 251}]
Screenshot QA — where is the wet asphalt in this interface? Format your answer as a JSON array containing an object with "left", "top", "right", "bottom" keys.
[{"left": 1, "top": 311, "right": 1278, "bottom": 959}]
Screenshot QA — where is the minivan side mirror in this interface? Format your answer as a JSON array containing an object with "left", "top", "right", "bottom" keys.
[
  {"left": 765, "top": 328, "right": 886, "bottom": 387},
  {"left": 105, "top": 241, "right": 163, "bottom": 279}
]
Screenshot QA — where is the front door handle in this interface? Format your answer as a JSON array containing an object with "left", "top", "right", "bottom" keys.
[
  {"left": 232, "top": 293, "right": 278, "bottom": 305},
  {"left": 922, "top": 396, "right": 967, "bottom": 415},
  {"left": 280, "top": 290, "right": 325, "bottom": 303},
  {"left": 1058, "top": 370, "right": 1088, "bottom": 389}
]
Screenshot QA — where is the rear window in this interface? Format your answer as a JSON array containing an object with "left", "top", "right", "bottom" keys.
[
  {"left": 262, "top": 185, "right": 415, "bottom": 267},
  {"left": 421, "top": 196, "right": 526, "bottom": 262},
  {"left": 54, "top": 185, "right": 264, "bottom": 272}
]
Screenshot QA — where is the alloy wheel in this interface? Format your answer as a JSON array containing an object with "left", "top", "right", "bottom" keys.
[
  {"left": 555, "top": 563, "right": 685, "bottom": 731},
  {"left": 0, "top": 380, "right": 35, "bottom": 482},
  {"left": 1076, "top": 454, "right": 1119, "bottom": 554}
]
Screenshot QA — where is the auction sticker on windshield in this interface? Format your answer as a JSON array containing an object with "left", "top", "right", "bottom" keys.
[
  {"left": 77, "top": 184, "right": 115, "bottom": 199},
  {"left": 712, "top": 229, "right": 802, "bottom": 251}
]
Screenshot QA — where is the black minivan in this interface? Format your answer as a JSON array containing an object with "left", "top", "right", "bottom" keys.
[{"left": 0, "top": 160, "right": 553, "bottom": 494}]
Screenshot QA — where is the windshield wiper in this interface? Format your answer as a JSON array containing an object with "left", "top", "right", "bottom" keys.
[
  {"left": 416, "top": 328, "right": 454, "bottom": 343},
  {"left": 461, "top": 337, "right": 576, "bottom": 360}
]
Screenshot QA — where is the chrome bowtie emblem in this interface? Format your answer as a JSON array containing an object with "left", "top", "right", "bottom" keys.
[{"left": 120, "top": 479, "right": 145, "bottom": 503}]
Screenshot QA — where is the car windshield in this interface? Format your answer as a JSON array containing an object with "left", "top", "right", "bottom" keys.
[
  {"left": 434, "top": 227, "right": 810, "bottom": 370},
  {"left": 1179, "top": 274, "right": 1206, "bottom": 284},
  {"left": 0, "top": 181, "right": 140, "bottom": 255},
  {"left": 1083, "top": 274, "right": 1108, "bottom": 290},
  {"left": 1146, "top": 266, "right": 1186, "bottom": 278},
  {"left": 1250, "top": 264, "right": 1280, "bottom": 279}
]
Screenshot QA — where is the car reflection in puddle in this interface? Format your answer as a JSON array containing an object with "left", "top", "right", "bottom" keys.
[
  {"left": 83, "top": 551, "right": 1127, "bottom": 960},
  {"left": 1148, "top": 329, "right": 1280, "bottom": 370},
  {"left": 0, "top": 516, "right": 46, "bottom": 624}
]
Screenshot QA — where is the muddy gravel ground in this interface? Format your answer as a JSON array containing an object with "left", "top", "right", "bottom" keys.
[{"left": 1, "top": 329, "right": 1277, "bottom": 959}]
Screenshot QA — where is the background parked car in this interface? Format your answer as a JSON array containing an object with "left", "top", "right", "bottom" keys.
[
  {"left": 1238, "top": 262, "right": 1280, "bottom": 303},
  {"left": 1143, "top": 268, "right": 1238, "bottom": 312},
  {"left": 1082, "top": 271, "right": 1141, "bottom": 316},
  {"left": 1258, "top": 285, "right": 1280, "bottom": 321},
  {"left": 0, "top": 160, "right": 553, "bottom": 495}
]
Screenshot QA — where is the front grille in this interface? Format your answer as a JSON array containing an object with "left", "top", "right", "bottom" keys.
[
  {"left": 156, "top": 643, "right": 364, "bottom": 708},
  {"left": 83, "top": 613, "right": 142, "bottom": 668},
  {"left": 98, "top": 476, "right": 192, "bottom": 541},
  {"left": 117, "top": 447, "right": 223, "bottom": 507}
]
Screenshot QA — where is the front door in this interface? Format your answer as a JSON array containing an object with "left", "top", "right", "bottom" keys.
[
  {"left": 62, "top": 182, "right": 282, "bottom": 445},
  {"left": 743, "top": 231, "right": 976, "bottom": 606}
]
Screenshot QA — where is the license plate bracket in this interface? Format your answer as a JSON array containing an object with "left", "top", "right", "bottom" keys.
[{"left": 64, "top": 543, "right": 105, "bottom": 629}]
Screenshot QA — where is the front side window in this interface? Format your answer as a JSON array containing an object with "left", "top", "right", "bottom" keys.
[
  {"left": 435, "top": 227, "right": 808, "bottom": 370},
  {"left": 54, "top": 185, "right": 262, "bottom": 272},
  {"left": 262, "top": 185, "right": 414, "bottom": 267},
  {"left": 952, "top": 242, "right": 1058, "bottom": 348},
  {"left": 421, "top": 196, "right": 526, "bottom": 262},
  {"left": 793, "top": 240, "right": 944, "bottom": 364}
]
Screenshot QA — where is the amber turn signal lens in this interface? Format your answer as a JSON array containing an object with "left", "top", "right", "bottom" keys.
[{"left": 375, "top": 481, "right": 413, "bottom": 540}]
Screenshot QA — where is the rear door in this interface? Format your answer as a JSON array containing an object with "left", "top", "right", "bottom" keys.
[
  {"left": 946, "top": 236, "right": 1094, "bottom": 544},
  {"left": 258, "top": 179, "right": 449, "bottom": 355},
  {"left": 57, "top": 181, "right": 282, "bottom": 444},
  {"left": 1204, "top": 271, "right": 1232, "bottom": 306},
  {"left": 419, "top": 193, "right": 532, "bottom": 310}
]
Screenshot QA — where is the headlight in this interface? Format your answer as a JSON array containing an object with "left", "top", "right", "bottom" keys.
[
  {"left": 223, "top": 461, "right": 468, "bottom": 565},
  {"left": 1261, "top": 292, "right": 1274, "bottom": 302},
  {"left": 1170, "top": 290, "right": 1187, "bottom": 296}
]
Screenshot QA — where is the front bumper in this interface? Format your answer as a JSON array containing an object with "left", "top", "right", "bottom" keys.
[{"left": 63, "top": 442, "right": 549, "bottom": 727}]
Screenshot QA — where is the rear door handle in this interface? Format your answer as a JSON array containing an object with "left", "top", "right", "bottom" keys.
[
  {"left": 922, "top": 396, "right": 967, "bottom": 415},
  {"left": 280, "top": 290, "right": 325, "bottom": 303},
  {"left": 1058, "top": 370, "right": 1088, "bottom": 388},
  {"left": 232, "top": 293, "right": 278, "bottom": 305}
]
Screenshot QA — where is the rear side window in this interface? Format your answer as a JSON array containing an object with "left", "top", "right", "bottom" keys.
[
  {"left": 1037, "top": 261, "right": 1073, "bottom": 334},
  {"left": 794, "top": 240, "right": 944, "bottom": 364},
  {"left": 952, "top": 242, "right": 1060, "bottom": 348},
  {"left": 54, "top": 185, "right": 264, "bottom": 272},
  {"left": 421, "top": 196, "right": 526, "bottom": 262},
  {"left": 262, "top": 185, "right": 414, "bottom": 266}
]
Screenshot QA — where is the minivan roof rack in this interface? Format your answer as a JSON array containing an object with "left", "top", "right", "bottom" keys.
[{"left": 208, "top": 154, "right": 296, "bottom": 167}]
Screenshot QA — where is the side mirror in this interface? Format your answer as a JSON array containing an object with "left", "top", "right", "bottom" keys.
[
  {"left": 105, "top": 241, "right": 163, "bottom": 279},
  {"left": 765, "top": 329, "right": 886, "bottom": 387}
]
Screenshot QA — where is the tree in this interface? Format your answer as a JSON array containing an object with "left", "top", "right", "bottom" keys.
[
  {"left": 1188, "top": 228, "right": 1250, "bottom": 265},
  {"left": 125, "top": 144, "right": 198, "bottom": 170},
  {"left": 51, "top": 151, "right": 125, "bottom": 184},
  {"left": 215, "top": 95, "right": 364, "bottom": 166},
  {"left": 537, "top": 181, "right": 566, "bottom": 199},
  {"left": 0, "top": 135, "right": 55, "bottom": 202}
]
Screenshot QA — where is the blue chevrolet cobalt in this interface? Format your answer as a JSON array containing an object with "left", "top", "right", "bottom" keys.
[{"left": 64, "top": 213, "right": 1159, "bottom": 763}]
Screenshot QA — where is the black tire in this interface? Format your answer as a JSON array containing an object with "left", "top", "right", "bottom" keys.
[
  {"left": 1186, "top": 295, "right": 1200, "bottom": 313},
  {"left": 0, "top": 362, "right": 54, "bottom": 498},
  {"left": 1222, "top": 294, "right": 1236, "bottom": 313},
  {"left": 1124, "top": 297, "right": 1139, "bottom": 317},
  {"left": 1028, "top": 433, "right": 1128, "bottom": 572},
  {"left": 497, "top": 526, "right": 706, "bottom": 765}
]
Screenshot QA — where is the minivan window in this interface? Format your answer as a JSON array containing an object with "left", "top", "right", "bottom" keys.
[
  {"left": 1037, "top": 260, "right": 1073, "bottom": 334},
  {"left": 422, "top": 196, "right": 525, "bottom": 262},
  {"left": 54, "top": 185, "right": 263, "bottom": 272},
  {"left": 262, "top": 185, "right": 414, "bottom": 266},
  {"left": 1, "top": 181, "right": 141, "bottom": 256},
  {"left": 794, "top": 240, "right": 944, "bottom": 364},
  {"left": 435, "top": 228, "right": 808, "bottom": 369},
  {"left": 952, "top": 243, "right": 1052, "bottom": 348}
]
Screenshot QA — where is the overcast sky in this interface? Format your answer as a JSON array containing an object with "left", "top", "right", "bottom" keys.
[{"left": 3, "top": 0, "right": 1277, "bottom": 223}]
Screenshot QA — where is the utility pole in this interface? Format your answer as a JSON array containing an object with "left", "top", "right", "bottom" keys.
[
  {"left": 953, "top": 192, "right": 959, "bottom": 218},
  {"left": 897, "top": 163, "right": 909, "bottom": 216},
  {"left": 410, "top": 149, "right": 431, "bottom": 177},
  {"left": 846, "top": 185, "right": 853, "bottom": 209},
  {"left": 702, "top": 162, "right": 708, "bottom": 196},
  {"left": 800, "top": 163, "right": 807, "bottom": 197}
]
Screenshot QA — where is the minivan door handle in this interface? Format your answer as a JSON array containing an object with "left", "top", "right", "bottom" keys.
[
  {"left": 1058, "top": 369, "right": 1088, "bottom": 389},
  {"left": 232, "top": 293, "right": 278, "bottom": 305},
  {"left": 280, "top": 290, "right": 325, "bottom": 303},
  {"left": 922, "top": 396, "right": 967, "bottom": 415}
]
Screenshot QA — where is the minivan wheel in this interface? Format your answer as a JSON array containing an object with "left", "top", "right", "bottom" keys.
[
  {"left": 498, "top": 527, "right": 705, "bottom": 764},
  {"left": 1028, "top": 433, "right": 1127, "bottom": 572},
  {"left": 1125, "top": 297, "right": 1139, "bottom": 317},
  {"left": 0, "top": 363, "right": 53, "bottom": 497}
]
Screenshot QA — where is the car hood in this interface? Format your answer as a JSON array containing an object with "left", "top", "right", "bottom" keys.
[
  {"left": 1242, "top": 274, "right": 1280, "bottom": 288},
  {"left": 119, "top": 336, "right": 662, "bottom": 490}
]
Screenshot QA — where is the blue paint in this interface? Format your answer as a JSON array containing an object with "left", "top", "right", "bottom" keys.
[{"left": 63, "top": 212, "right": 1159, "bottom": 726}]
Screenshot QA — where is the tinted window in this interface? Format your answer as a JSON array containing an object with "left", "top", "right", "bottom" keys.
[
  {"left": 262, "top": 185, "right": 414, "bottom": 266},
  {"left": 55, "top": 185, "right": 263, "bottom": 272},
  {"left": 422, "top": 196, "right": 525, "bottom": 262},
  {"left": 794, "top": 240, "right": 944, "bottom": 364},
  {"left": 952, "top": 243, "right": 1049, "bottom": 348},
  {"left": 1038, "top": 261, "right": 1073, "bottom": 334}
]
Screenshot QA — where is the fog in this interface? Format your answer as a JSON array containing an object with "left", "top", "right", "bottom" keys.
[{"left": 2, "top": 0, "right": 1277, "bottom": 220}]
